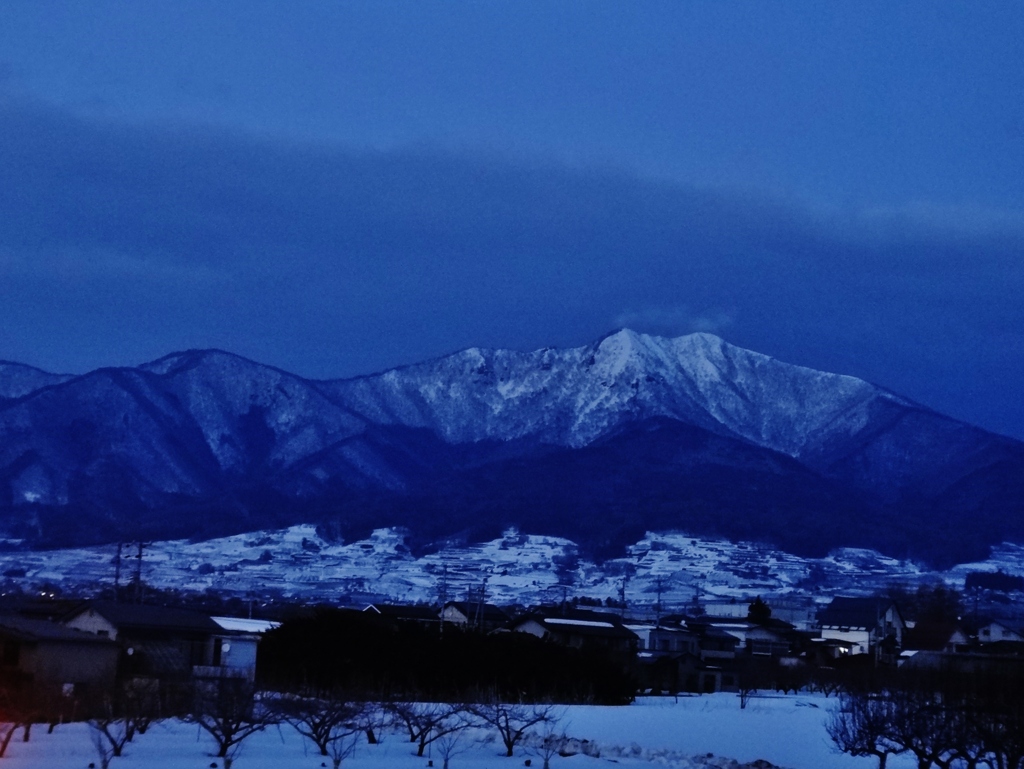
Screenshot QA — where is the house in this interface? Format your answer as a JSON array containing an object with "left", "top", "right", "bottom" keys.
[
  {"left": 684, "top": 623, "right": 740, "bottom": 661},
  {"left": 806, "top": 636, "right": 857, "bottom": 664},
  {"left": 199, "top": 616, "right": 280, "bottom": 683},
  {"left": 745, "top": 624, "right": 794, "bottom": 657},
  {"left": 818, "top": 597, "right": 904, "bottom": 659},
  {"left": 63, "top": 601, "right": 224, "bottom": 682},
  {"left": 641, "top": 651, "right": 738, "bottom": 694},
  {"left": 440, "top": 601, "right": 509, "bottom": 632},
  {"left": 674, "top": 614, "right": 793, "bottom": 655},
  {"left": 0, "top": 613, "right": 119, "bottom": 693},
  {"left": 510, "top": 608, "right": 638, "bottom": 656},
  {"left": 902, "top": 621, "right": 971, "bottom": 655},
  {"left": 362, "top": 604, "right": 441, "bottom": 629},
  {"left": 627, "top": 623, "right": 700, "bottom": 657},
  {"left": 977, "top": 621, "right": 1024, "bottom": 644},
  {"left": 701, "top": 601, "right": 749, "bottom": 619}
]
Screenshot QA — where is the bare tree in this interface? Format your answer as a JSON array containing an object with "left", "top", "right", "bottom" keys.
[
  {"left": 122, "top": 679, "right": 161, "bottom": 742},
  {"left": 89, "top": 714, "right": 132, "bottom": 768},
  {"left": 827, "top": 691, "right": 903, "bottom": 769},
  {"left": 959, "top": 671, "right": 1024, "bottom": 769},
  {"left": 468, "top": 701, "right": 559, "bottom": 758},
  {"left": 274, "top": 693, "right": 365, "bottom": 763},
  {"left": 360, "top": 700, "right": 388, "bottom": 745},
  {"left": 735, "top": 658, "right": 772, "bottom": 709},
  {"left": 887, "top": 682, "right": 959, "bottom": 769},
  {"left": 187, "top": 681, "right": 276, "bottom": 769},
  {"left": 434, "top": 729, "right": 471, "bottom": 769},
  {"left": 325, "top": 728, "right": 361, "bottom": 769},
  {"left": 0, "top": 685, "right": 36, "bottom": 757},
  {"left": 530, "top": 718, "right": 570, "bottom": 769},
  {"left": 89, "top": 722, "right": 119, "bottom": 769},
  {"left": 386, "top": 702, "right": 468, "bottom": 757}
]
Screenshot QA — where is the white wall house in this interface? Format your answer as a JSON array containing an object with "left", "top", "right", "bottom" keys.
[{"left": 818, "top": 597, "right": 904, "bottom": 657}]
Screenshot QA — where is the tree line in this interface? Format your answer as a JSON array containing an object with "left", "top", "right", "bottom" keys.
[
  {"left": 828, "top": 663, "right": 1024, "bottom": 769},
  {"left": 256, "top": 607, "right": 637, "bottom": 704}
]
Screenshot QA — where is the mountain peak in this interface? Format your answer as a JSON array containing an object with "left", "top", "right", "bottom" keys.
[
  {"left": 141, "top": 348, "right": 299, "bottom": 380},
  {"left": 0, "top": 361, "right": 75, "bottom": 400},
  {"left": 593, "top": 328, "right": 719, "bottom": 376}
]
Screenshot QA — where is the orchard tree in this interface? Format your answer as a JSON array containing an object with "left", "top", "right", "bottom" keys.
[
  {"left": 827, "top": 691, "right": 903, "bottom": 769},
  {"left": 468, "top": 700, "right": 560, "bottom": 758}
]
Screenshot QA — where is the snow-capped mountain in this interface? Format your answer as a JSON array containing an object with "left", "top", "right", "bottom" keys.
[
  {"left": 329, "top": 329, "right": 894, "bottom": 456},
  {"left": 328, "top": 329, "right": 1021, "bottom": 501},
  {"left": 0, "top": 331, "right": 1021, "bottom": 566}
]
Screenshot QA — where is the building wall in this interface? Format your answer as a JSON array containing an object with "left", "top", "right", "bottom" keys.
[
  {"left": 440, "top": 606, "right": 464, "bottom": 624},
  {"left": 821, "top": 628, "right": 871, "bottom": 655},
  {"left": 65, "top": 611, "right": 119, "bottom": 641},
  {"left": 702, "top": 603, "right": 749, "bottom": 619},
  {"left": 512, "top": 619, "right": 548, "bottom": 640},
  {"left": 218, "top": 635, "right": 258, "bottom": 670},
  {"left": 24, "top": 642, "right": 119, "bottom": 687},
  {"left": 979, "top": 623, "right": 1022, "bottom": 643},
  {"left": 881, "top": 606, "right": 904, "bottom": 645}
]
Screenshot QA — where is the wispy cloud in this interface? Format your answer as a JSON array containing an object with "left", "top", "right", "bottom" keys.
[
  {"left": 1, "top": 94, "right": 1022, "bottom": 438},
  {"left": 613, "top": 307, "right": 735, "bottom": 337}
]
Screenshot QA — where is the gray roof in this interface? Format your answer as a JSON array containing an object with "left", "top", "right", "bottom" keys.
[
  {"left": 516, "top": 608, "right": 638, "bottom": 640},
  {"left": 818, "top": 597, "right": 899, "bottom": 629},
  {"left": 67, "top": 601, "right": 221, "bottom": 635},
  {"left": 363, "top": 604, "right": 440, "bottom": 621},
  {"left": 0, "top": 613, "right": 116, "bottom": 644}
]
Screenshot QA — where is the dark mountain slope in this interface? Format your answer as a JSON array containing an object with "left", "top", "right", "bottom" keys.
[{"left": 0, "top": 331, "right": 1020, "bottom": 565}]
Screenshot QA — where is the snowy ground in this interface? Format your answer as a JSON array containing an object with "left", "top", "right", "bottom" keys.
[{"left": 1, "top": 693, "right": 918, "bottom": 769}]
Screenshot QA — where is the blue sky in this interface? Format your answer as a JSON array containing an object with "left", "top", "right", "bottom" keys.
[{"left": 1, "top": 1, "right": 1023, "bottom": 438}]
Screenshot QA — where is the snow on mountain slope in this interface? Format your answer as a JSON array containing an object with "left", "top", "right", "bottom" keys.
[
  {"left": 141, "top": 349, "right": 366, "bottom": 474},
  {"left": 1, "top": 331, "right": 1020, "bottom": 561},
  {"left": 0, "top": 523, "right": 935, "bottom": 610},
  {"left": 0, "top": 362, "right": 73, "bottom": 400},
  {"left": 0, "top": 367, "right": 220, "bottom": 506},
  {"left": 326, "top": 329, "right": 906, "bottom": 459}
]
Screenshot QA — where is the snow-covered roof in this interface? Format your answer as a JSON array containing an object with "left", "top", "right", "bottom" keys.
[
  {"left": 211, "top": 616, "right": 280, "bottom": 634},
  {"left": 545, "top": 617, "right": 615, "bottom": 628}
]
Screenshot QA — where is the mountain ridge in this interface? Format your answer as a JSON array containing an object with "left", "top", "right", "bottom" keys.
[{"left": 0, "top": 330, "right": 1021, "bottom": 566}]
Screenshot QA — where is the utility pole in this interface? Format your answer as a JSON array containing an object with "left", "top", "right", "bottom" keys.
[
  {"left": 655, "top": 577, "right": 664, "bottom": 623},
  {"left": 437, "top": 563, "right": 449, "bottom": 608},
  {"left": 133, "top": 540, "right": 148, "bottom": 604},
  {"left": 113, "top": 542, "right": 123, "bottom": 603},
  {"left": 437, "top": 563, "right": 449, "bottom": 639},
  {"left": 474, "top": 577, "right": 488, "bottom": 632}
]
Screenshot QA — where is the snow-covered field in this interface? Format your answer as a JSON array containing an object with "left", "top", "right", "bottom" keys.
[{"left": 1, "top": 694, "right": 920, "bottom": 769}]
